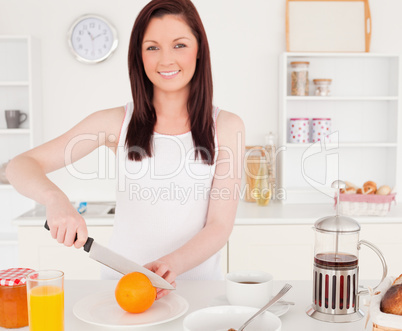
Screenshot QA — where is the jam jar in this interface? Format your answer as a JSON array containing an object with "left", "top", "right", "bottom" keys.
[{"left": 0, "top": 268, "right": 34, "bottom": 328}]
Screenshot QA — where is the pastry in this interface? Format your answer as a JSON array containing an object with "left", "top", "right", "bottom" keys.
[
  {"left": 340, "top": 187, "right": 356, "bottom": 194},
  {"left": 381, "top": 281, "right": 402, "bottom": 315},
  {"left": 340, "top": 181, "right": 357, "bottom": 194},
  {"left": 363, "top": 181, "right": 377, "bottom": 194},
  {"left": 344, "top": 181, "right": 358, "bottom": 190},
  {"left": 393, "top": 274, "right": 402, "bottom": 286},
  {"left": 356, "top": 188, "right": 363, "bottom": 194},
  {"left": 376, "top": 185, "right": 392, "bottom": 195}
]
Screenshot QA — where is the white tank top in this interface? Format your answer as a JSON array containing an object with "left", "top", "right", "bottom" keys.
[{"left": 101, "top": 102, "right": 222, "bottom": 280}]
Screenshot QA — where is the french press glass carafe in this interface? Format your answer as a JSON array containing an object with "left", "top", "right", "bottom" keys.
[{"left": 306, "top": 181, "right": 388, "bottom": 323}]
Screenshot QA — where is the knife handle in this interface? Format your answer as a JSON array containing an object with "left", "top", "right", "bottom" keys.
[{"left": 44, "top": 220, "right": 94, "bottom": 253}]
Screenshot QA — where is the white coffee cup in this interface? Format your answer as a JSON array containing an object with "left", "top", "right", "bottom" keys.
[{"left": 226, "top": 271, "right": 273, "bottom": 308}]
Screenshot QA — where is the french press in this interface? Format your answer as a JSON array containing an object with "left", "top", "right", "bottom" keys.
[{"left": 306, "top": 181, "right": 388, "bottom": 323}]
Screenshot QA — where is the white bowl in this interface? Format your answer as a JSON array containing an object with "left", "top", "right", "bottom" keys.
[{"left": 183, "top": 305, "right": 281, "bottom": 331}]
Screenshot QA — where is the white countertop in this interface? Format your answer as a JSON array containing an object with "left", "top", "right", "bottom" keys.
[
  {"left": 0, "top": 279, "right": 375, "bottom": 331},
  {"left": 235, "top": 200, "right": 402, "bottom": 224},
  {"left": 13, "top": 200, "right": 402, "bottom": 226}
]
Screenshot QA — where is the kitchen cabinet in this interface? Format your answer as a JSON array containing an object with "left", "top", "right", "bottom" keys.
[
  {"left": 18, "top": 226, "right": 112, "bottom": 279},
  {"left": 228, "top": 223, "right": 402, "bottom": 281},
  {"left": 278, "top": 53, "right": 401, "bottom": 204},
  {"left": 17, "top": 224, "right": 228, "bottom": 279},
  {"left": 228, "top": 224, "right": 315, "bottom": 280},
  {"left": 0, "top": 36, "right": 42, "bottom": 268}
]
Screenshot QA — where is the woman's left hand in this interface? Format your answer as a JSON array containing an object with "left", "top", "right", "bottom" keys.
[{"left": 143, "top": 260, "right": 177, "bottom": 300}]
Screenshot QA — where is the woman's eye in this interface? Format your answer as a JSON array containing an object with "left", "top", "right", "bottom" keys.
[
  {"left": 146, "top": 46, "right": 158, "bottom": 51},
  {"left": 174, "top": 44, "right": 186, "bottom": 49}
]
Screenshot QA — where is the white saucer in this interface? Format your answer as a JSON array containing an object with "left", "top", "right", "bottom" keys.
[{"left": 210, "top": 295, "right": 290, "bottom": 317}]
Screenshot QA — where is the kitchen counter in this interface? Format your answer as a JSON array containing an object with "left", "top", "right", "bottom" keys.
[
  {"left": 235, "top": 201, "right": 402, "bottom": 224},
  {"left": 13, "top": 200, "right": 402, "bottom": 281},
  {"left": 0, "top": 279, "right": 374, "bottom": 331},
  {"left": 13, "top": 200, "right": 402, "bottom": 226}
]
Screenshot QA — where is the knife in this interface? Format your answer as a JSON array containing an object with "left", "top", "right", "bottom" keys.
[{"left": 44, "top": 221, "right": 174, "bottom": 290}]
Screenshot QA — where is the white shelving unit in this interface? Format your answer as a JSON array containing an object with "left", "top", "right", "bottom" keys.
[
  {"left": 0, "top": 35, "right": 42, "bottom": 152},
  {"left": 0, "top": 36, "right": 42, "bottom": 268},
  {"left": 279, "top": 52, "right": 401, "bottom": 204}
]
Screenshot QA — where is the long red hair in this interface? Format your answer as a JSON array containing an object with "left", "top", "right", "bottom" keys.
[{"left": 126, "top": 0, "right": 215, "bottom": 164}]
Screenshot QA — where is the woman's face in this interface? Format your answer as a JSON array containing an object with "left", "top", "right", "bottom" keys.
[{"left": 142, "top": 15, "right": 198, "bottom": 94}]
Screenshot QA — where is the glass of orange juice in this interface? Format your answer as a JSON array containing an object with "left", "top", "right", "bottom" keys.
[{"left": 26, "top": 270, "right": 64, "bottom": 331}]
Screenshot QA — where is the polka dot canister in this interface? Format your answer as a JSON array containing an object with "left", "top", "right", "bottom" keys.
[
  {"left": 311, "top": 118, "right": 331, "bottom": 143},
  {"left": 288, "top": 118, "right": 309, "bottom": 143}
]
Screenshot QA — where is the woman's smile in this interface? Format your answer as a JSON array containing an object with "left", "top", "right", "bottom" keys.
[{"left": 159, "top": 70, "right": 181, "bottom": 79}]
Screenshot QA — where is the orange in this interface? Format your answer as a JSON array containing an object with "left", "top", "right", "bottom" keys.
[{"left": 115, "top": 272, "right": 157, "bottom": 313}]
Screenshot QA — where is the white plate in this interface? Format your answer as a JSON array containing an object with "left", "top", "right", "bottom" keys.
[
  {"left": 183, "top": 305, "right": 282, "bottom": 331},
  {"left": 73, "top": 291, "right": 189, "bottom": 328},
  {"left": 210, "top": 295, "right": 290, "bottom": 317}
]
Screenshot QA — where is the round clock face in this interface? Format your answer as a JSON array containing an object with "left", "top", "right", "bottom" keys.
[{"left": 68, "top": 15, "right": 118, "bottom": 63}]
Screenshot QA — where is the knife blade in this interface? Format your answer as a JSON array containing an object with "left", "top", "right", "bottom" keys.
[{"left": 44, "top": 221, "right": 174, "bottom": 290}]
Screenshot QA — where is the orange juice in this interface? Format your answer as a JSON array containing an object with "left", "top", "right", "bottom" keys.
[{"left": 28, "top": 285, "right": 64, "bottom": 331}]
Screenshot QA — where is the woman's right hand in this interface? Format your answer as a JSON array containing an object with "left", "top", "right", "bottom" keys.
[{"left": 46, "top": 193, "right": 88, "bottom": 249}]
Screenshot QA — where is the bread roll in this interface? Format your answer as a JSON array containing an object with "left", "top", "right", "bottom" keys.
[
  {"left": 343, "top": 187, "right": 357, "bottom": 194},
  {"left": 380, "top": 284, "right": 402, "bottom": 315},
  {"left": 393, "top": 274, "right": 402, "bottom": 286},
  {"left": 344, "top": 181, "right": 358, "bottom": 190},
  {"left": 363, "top": 181, "right": 377, "bottom": 194},
  {"left": 376, "top": 185, "right": 392, "bottom": 195}
]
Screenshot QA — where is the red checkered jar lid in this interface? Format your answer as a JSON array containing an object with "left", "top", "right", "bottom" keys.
[{"left": 0, "top": 268, "right": 35, "bottom": 286}]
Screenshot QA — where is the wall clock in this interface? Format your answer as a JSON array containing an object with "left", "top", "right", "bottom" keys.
[{"left": 68, "top": 14, "right": 118, "bottom": 64}]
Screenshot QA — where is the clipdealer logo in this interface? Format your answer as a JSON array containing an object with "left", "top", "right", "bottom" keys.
[
  {"left": 62, "top": 130, "right": 340, "bottom": 202},
  {"left": 63, "top": 131, "right": 243, "bottom": 184},
  {"left": 301, "top": 131, "right": 340, "bottom": 198}
]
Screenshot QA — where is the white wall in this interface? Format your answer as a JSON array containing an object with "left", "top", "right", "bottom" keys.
[{"left": 0, "top": 0, "right": 401, "bottom": 201}]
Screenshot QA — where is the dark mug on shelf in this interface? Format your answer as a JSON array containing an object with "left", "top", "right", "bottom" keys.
[{"left": 5, "top": 110, "right": 28, "bottom": 129}]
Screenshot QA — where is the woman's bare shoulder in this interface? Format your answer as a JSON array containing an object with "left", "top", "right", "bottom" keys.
[
  {"left": 215, "top": 109, "right": 244, "bottom": 149},
  {"left": 216, "top": 110, "right": 244, "bottom": 135},
  {"left": 90, "top": 106, "right": 126, "bottom": 148},
  {"left": 87, "top": 105, "right": 124, "bottom": 132},
  {"left": 92, "top": 106, "right": 126, "bottom": 125}
]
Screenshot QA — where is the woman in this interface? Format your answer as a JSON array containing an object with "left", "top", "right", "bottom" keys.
[{"left": 6, "top": 0, "right": 244, "bottom": 299}]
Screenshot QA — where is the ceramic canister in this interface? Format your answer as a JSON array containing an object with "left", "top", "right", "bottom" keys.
[
  {"left": 288, "top": 118, "right": 309, "bottom": 143},
  {"left": 311, "top": 118, "right": 331, "bottom": 143}
]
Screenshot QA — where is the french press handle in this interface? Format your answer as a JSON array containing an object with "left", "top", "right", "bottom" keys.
[{"left": 357, "top": 239, "right": 388, "bottom": 295}]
